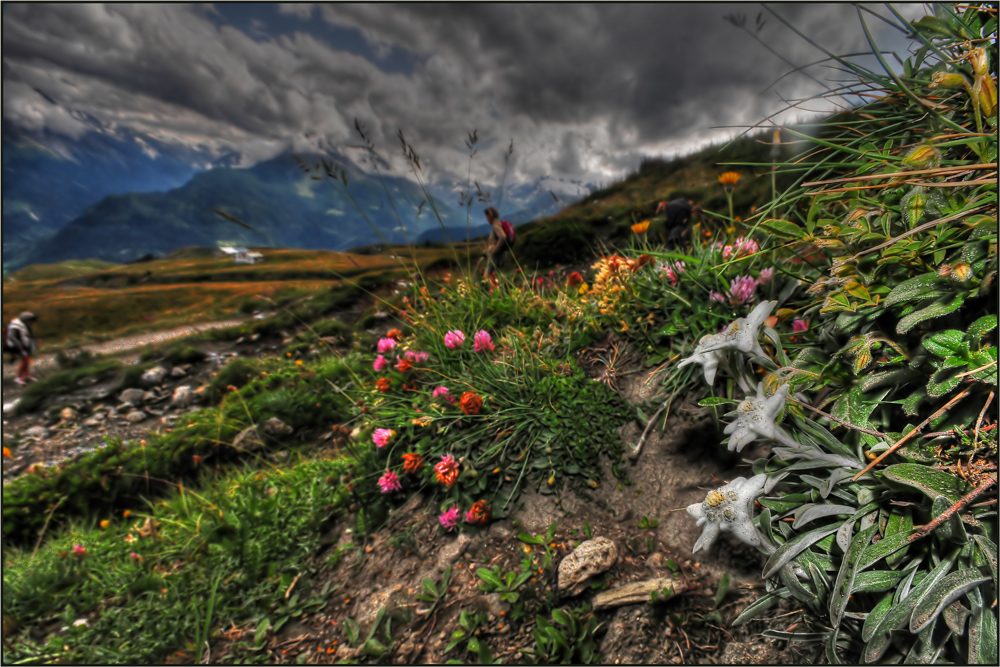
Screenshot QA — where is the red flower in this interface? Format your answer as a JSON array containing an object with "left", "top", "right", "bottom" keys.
[
  {"left": 435, "top": 455, "right": 460, "bottom": 488},
  {"left": 460, "top": 391, "right": 483, "bottom": 415},
  {"left": 386, "top": 328, "right": 403, "bottom": 341},
  {"left": 465, "top": 500, "right": 492, "bottom": 526},
  {"left": 402, "top": 453, "right": 425, "bottom": 474},
  {"left": 376, "top": 377, "right": 392, "bottom": 393},
  {"left": 566, "top": 271, "right": 584, "bottom": 287},
  {"left": 395, "top": 357, "right": 413, "bottom": 373}
]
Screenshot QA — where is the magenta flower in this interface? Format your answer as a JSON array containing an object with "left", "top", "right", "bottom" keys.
[
  {"left": 372, "top": 428, "right": 396, "bottom": 448},
  {"left": 709, "top": 291, "right": 726, "bottom": 304},
  {"left": 438, "top": 505, "right": 461, "bottom": 532},
  {"left": 792, "top": 318, "right": 809, "bottom": 333},
  {"left": 758, "top": 267, "right": 774, "bottom": 286},
  {"left": 377, "top": 337, "right": 397, "bottom": 354},
  {"left": 727, "top": 275, "right": 759, "bottom": 306},
  {"left": 432, "top": 386, "right": 450, "bottom": 398},
  {"left": 722, "top": 245, "right": 735, "bottom": 261},
  {"left": 734, "top": 237, "right": 759, "bottom": 256},
  {"left": 72, "top": 544, "right": 87, "bottom": 558},
  {"left": 473, "top": 330, "right": 495, "bottom": 353},
  {"left": 377, "top": 469, "right": 402, "bottom": 493},
  {"left": 373, "top": 355, "right": 388, "bottom": 371},
  {"left": 406, "top": 350, "right": 429, "bottom": 363},
  {"left": 130, "top": 552, "right": 142, "bottom": 563},
  {"left": 444, "top": 330, "right": 466, "bottom": 349}
]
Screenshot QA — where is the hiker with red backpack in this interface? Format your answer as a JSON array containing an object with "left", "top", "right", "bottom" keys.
[
  {"left": 482, "top": 206, "right": 515, "bottom": 282},
  {"left": 5, "top": 312, "right": 38, "bottom": 385}
]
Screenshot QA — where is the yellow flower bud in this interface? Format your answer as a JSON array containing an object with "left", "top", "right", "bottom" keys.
[
  {"left": 951, "top": 262, "right": 972, "bottom": 282},
  {"left": 928, "top": 71, "right": 968, "bottom": 90},
  {"left": 902, "top": 144, "right": 940, "bottom": 170}
]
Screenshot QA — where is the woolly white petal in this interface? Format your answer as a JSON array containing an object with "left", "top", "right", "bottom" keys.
[{"left": 692, "top": 521, "right": 721, "bottom": 554}]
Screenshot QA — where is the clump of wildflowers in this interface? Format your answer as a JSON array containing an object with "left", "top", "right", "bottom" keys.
[
  {"left": 439, "top": 506, "right": 461, "bottom": 532},
  {"left": 402, "top": 453, "right": 425, "bottom": 474},
  {"left": 377, "top": 469, "right": 402, "bottom": 493},
  {"left": 444, "top": 330, "right": 466, "bottom": 349},
  {"left": 376, "top": 377, "right": 392, "bottom": 393},
  {"left": 377, "top": 337, "right": 397, "bottom": 354},
  {"left": 473, "top": 330, "right": 495, "bottom": 353},
  {"left": 465, "top": 500, "right": 491, "bottom": 526},
  {"left": 727, "top": 275, "right": 759, "bottom": 306},
  {"left": 460, "top": 391, "right": 483, "bottom": 415},
  {"left": 372, "top": 428, "right": 396, "bottom": 448},
  {"left": 435, "top": 454, "right": 460, "bottom": 488}
]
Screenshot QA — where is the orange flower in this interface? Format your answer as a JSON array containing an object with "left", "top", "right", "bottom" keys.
[
  {"left": 631, "top": 220, "right": 650, "bottom": 234},
  {"left": 386, "top": 328, "right": 403, "bottom": 341},
  {"left": 123, "top": 510, "right": 132, "bottom": 518},
  {"left": 2, "top": 447, "right": 11, "bottom": 458},
  {"left": 402, "top": 453, "right": 425, "bottom": 474},
  {"left": 295, "top": 360, "right": 304, "bottom": 366},
  {"left": 193, "top": 455, "right": 203, "bottom": 466},
  {"left": 460, "top": 391, "right": 483, "bottom": 415},
  {"left": 633, "top": 254, "right": 653, "bottom": 271},
  {"left": 465, "top": 500, "right": 492, "bottom": 526},
  {"left": 566, "top": 271, "right": 584, "bottom": 287},
  {"left": 100, "top": 520, "right": 111, "bottom": 529},
  {"left": 395, "top": 358, "right": 413, "bottom": 373},
  {"left": 718, "top": 171, "right": 741, "bottom": 186},
  {"left": 376, "top": 377, "right": 392, "bottom": 393},
  {"left": 435, "top": 455, "right": 460, "bottom": 488}
]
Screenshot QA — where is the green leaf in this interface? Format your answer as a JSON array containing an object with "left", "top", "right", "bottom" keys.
[
  {"left": 897, "top": 293, "right": 965, "bottom": 334},
  {"left": 931, "top": 495, "right": 968, "bottom": 543},
  {"left": 551, "top": 608, "right": 571, "bottom": 627},
  {"left": 969, "top": 347, "right": 998, "bottom": 384},
  {"left": 884, "top": 272, "right": 942, "bottom": 306},
  {"left": 862, "top": 593, "right": 895, "bottom": 642},
  {"left": 967, "top": 314, "right": 998, "bottom": 337},
  {"left": 732, "top": 592, "right": 781, "bottom": 626},
  {"left": 760, "top": 218, "right": 806, "bottom": 239},
  {"left": 923, "top": 330, "right": 967, "bottom": 358},
  {"left": 518, "top": 532, "right": 544, "bottom": 545},
  {"left": 885, "top": 509, "right": 914, "bottom": 568},
  {"left": 713, "top": 572, "right": 731, "bottom": 608},
  {"left": 829, "top": 525, "right": 878, "bottom": 625},
  {"left": 942, "top": 600, "right": 972, "bottom": 637},
  {"left": 791, "top": 504, "right": 855, "bottom": 530},
  {"left": 857, "top": 529, "right": 918, "bottom": 572},
  {"left": 910, "top": 569, "right": 991, "bottom": 633},
  {"left": 968, "top": 594, "right": 999, "bottom": 665},
  {"left": 973, "top": 535, "right": 998, "bottom": 593},
  {"left": 254, "top": 618, "right": 271, "bottom": 647},
  {"left": 852, "top": 569, "right": 905, "bottom": 594},
  {"left": 882, "top": 463, "right": 973, "bottom": 505},
  {"left": 476, "top": 568, "right": 504, "bottom": 590},
  {"left": 698, "top": 397, "right": 735, "bottom": 407},
  {"left": 903, "top": 389, "right": 925, "bottom": 416}
]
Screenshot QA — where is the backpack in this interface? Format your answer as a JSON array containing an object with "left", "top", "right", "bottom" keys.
[
  {"left": 500, "top": 220, "right": 516, "bottom": 245},
  {"left": 2, "top": 326, "right": 14, "bottom": 354}
]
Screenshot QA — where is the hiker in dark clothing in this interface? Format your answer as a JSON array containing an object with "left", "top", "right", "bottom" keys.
[
  {"left": 654, "top": 198, "right": 699, "bottom": 246},
  {"left": 482, "top": 206, "right": 514, "bottom": 282},
  {"left": 6, "top": 312, "right": 38, "bottom": 385}
]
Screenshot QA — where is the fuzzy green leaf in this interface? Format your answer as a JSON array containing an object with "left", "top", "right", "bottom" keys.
[
  {"left": 760, "top": 218, "right": 807, "bottom": 239},
  {"left": 896, "top": 293, "right": 965, "bottom": 334},
  {"left": 884, "top": 272, "right": 942, "bottom": 306},
  {"left": 967, "top": 314, "right": 998, "bottom": 337},
  {"left": 882, "top": 463, "right": 973, "bottom": 504},
  {"left": 923, "top": 330, "right": 966, "bottom": 358},
  {"left": 862, "top": 594, "right": 894, "bottom": 642},
  {"left": 852, "top": 569, "right": 905, "bottom": 594},
  {"left": 829, "top": 525, "right": 879, "bottom": 625},
  {"left": 732, "top": 592, "right": 782, "bottom": 626},
  {"left": 910, "top": 569, "right": 991, "bottom": 633}
]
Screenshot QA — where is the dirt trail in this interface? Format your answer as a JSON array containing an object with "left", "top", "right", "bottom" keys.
[{"left": 1, "top": 318, "right": 246, "bottom": 379}]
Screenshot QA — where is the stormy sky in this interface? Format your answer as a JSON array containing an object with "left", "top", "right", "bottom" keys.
[{"left": 2, "top": 2, "right": 931, "bottom": 190}]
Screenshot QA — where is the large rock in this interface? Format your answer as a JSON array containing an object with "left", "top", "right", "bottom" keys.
[
  {"left": 558, "top": 537, "right": 619, "bottom": 596},
  {"left": 120, "top": 388, "right": 146, "bottom": 406},
  {"left": 24, "top": 425, "right": 50, "bottom": 440},
  {"left": 125, "top": 410, "right": 147, "bottom": 423},
  {"left": 261, "top": 417, "right": 292, "bottom": 438},
  {"left": 170, "top": 385, "right": 195, "bottom": 408},
  {"left": 140, "top": 366, "right": 168, "bottom": 388}
]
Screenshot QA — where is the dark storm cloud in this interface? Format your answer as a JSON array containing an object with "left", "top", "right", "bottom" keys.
[{"left": 1, "top": 3, "right": 928, "bottom": 184}]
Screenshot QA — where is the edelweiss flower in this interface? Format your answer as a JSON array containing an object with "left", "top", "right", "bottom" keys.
[
  {"left": 686, "top": 474, "right": 766, "bottom": 553},
  {"left": 698, "top": 300, "right": 775, "bottom": 359},
  {"left": 723, "top": 382, "right": 798, "bottom": 452},
  {"left": 679, "top": 301, "right": 776, "bottom": 383}
]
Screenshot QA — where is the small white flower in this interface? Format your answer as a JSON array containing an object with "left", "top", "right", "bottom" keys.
[
  {"left": 699, "top": 300, "right": 776, "bottom": 359},
  {"left": 677, "top": 332, "right": 728, "bottom": 384},
  {"left": 678, "top": 300, "right": 776, "bottom": 384},
  {"left": 723, "top": 381, "right": 798, "bottom": 452},
  {"left": 686, "top": 474, "right": 767, "bottom": 553}
]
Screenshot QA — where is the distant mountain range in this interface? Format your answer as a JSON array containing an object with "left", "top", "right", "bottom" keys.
[{"left": 2, "top": 122, "right": 593, "bottom": 271}]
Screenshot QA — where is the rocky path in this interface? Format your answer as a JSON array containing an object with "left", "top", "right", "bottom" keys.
[{"left": 1, "top": 318, "right": 247, "bottom": 379}]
